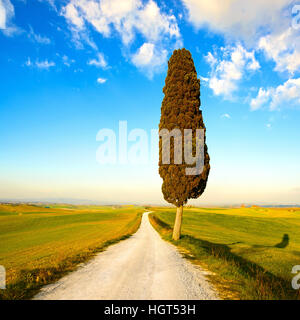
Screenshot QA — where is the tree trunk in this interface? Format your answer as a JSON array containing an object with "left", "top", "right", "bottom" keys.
[{"left": 172, "top": 205, "right": 183, "bottom": 240}]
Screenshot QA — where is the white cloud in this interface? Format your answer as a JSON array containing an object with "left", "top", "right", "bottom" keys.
[
  {"left": 250, "top": 88, "right": 271, "bottom": 111},
  {"left": 221, "top": 113, "right": 231, "bottom": 119},
  {"left": 199, "top": 76, "right": 209, "bottom": 82},
  {"left": 131, "top": 0, "right": 180, "bottom": 43},
  {"left": 132, "top": 42, "right": 155, "bottom": 66},
  {"left": 61, "top": 2, "right": 96, "bottom": 50},
  {"left": 0, "top": 0, "right": 17, "bottom": 35},
  {"left": 181, "top": 0, "right": 291, "bottom": 43},
  {"left": 258, "top": 27, "right": 300, "bottom": 75},
  {"left": 97, "top": 77, "right": 107, "bottom": 84},
  {"left": 131, "top": 42, "right": 167, "bottom": 78},
  {"left": 35, "top": 60, "right": 56, "bottom": 69},
  {"left": 0, "top": 0, "right": 6, "bottom": 29},
  {"left": 62, "top": 0, "right": 180, "bottom": 44},
  {"left": 63, "top": 2, "right": 85, "bottom": 29},
  {"left": 61, "top": 0, "right": 181, "bottom": 76},
  {"left": 250, "top": 78, "right": 300, "bottom": 110},
  {"left": 180, "top": 1, "right": 300, "bottom": 109},
  {"left": 182, "top": 0, "right": 300, "bottom": 78},
  {"left": 205, "top": 44, "right": 260, "bottom": 99},
  {"left": 205, "top": 52, "right": 217, "bottom": 66},
  {"left": 87, "top": 52, "right": 107, "bottom": 68}
]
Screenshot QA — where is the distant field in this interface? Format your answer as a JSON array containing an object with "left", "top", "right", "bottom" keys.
[
  {"left": 0, "top": 204, "right": 143, "bottom": 299},
  {"left": 149, "top": 207, "right": 300, "bottom": 300}
]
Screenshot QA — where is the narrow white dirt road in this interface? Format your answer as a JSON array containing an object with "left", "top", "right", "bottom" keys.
[{"left": 34, "top": 212, "right": 219, "bottom": 300}]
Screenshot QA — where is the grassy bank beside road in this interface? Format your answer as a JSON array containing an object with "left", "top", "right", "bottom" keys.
[
  {"left": 0, "top": 204, "right": 143, "bottom": 300},
  {"left": 149, "top": 207, "right": 300, "bottom": 300}
]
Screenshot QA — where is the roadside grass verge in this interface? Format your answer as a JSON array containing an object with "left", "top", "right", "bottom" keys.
[
  {"left": 149, "top": 208, "right": 300, "bottom": 300},
  {"left": 0, "top": 204, "right": 143, "bottom": 300}
]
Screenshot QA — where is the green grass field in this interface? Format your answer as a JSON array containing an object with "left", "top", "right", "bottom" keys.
[
  {"left": 1, "top": 203, "right": 299, "bottom": 300},
  {"left": 0, "top": 204, "right": 143, "bottom": 300},
  {"left": 149, "top": 206, "right": 300, "bottom": 300}
]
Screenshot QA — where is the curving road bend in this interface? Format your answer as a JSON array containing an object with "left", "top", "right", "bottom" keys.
[{"left": 34, "top": 212, "right": 219, "bottom": 300}]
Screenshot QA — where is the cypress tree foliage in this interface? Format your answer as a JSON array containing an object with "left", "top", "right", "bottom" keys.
[{"left": 159, "top": 48, "right": 210, "bottom": 240}]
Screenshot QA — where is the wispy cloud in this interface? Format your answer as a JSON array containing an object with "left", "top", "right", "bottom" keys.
[
  {"left": 62, "top": 0, "right": 180, "bottom": 45},
  {"left": 221, "top": 113, "right": 231, "bottom": 119},
  {"left": 28, "top": 26, "right": 51, "bottom": 44},
  {"left": 25, "top": 57, "right": 32, "bottom": 67},
  {"left": 36, "top": 60, "right": 55, "bottom": 69},
  {"left": 199, "top": 76, "right": 209, "bottom": 83},
  {"left": 25, "top": 58, "right": 55, "bottom": 69},
  {"left": 61, "top": 0, "right": 181, "bottom": 77},
  {"left": 87, "top": 53, "right": 107, "bottom": 68},
  {"left": 251, "top": 78, "right": 300, "bottom": 111},
  {"left": 97, "top": 77, "right": 107, "bottom": 84},
  {"left": 38, "top": 0, "right": 58, "bottom": 12},
  {"left": 62, "top": 55, "right": 75, "bottom": 67}
]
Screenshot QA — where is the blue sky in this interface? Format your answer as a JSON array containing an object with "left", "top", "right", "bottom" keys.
[{"left": 1, "top": 0, "right": 300, "bottom": 205}]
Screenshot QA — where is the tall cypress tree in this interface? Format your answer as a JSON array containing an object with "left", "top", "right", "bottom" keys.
[{"left": 159, "top": 48, "right": 210, "bottom": 240}]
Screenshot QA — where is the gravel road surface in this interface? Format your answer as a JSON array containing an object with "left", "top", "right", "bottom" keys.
[{"left": 34, "top": 212, "right": 219, "bottom": 300}]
